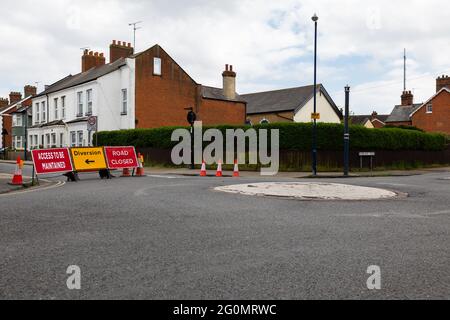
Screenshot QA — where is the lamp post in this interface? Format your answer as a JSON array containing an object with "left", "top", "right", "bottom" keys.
[
  {"left": 312, "top": 13, "right": 319, "bottom": 176},
  {"left": 344, "top": 86, "right": 350, "bottom": 177}
]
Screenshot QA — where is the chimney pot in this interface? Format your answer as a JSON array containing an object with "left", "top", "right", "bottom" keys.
[{"left": 113, "top": 40, "right": 116, "bottom": 45}]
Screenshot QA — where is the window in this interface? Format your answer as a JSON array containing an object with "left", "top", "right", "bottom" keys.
[
  {"left": 54, "top": 98, "right": 59, "bottom": 119},
  {"left": 45, "top": 134, "right": 50, "bottom": 148},
  {"left": 34, "top": 135, "right": 38, "bottom": 149},
  {"left": 70, "top": 131, "right": 76, "bottom": 147},
  {"left": 154, "top": 57, "right": 162, "bottom": 76},
  {"left": 29, "top": 135, "right": 33, "bottom": 149},
  {"left": 86, "top": 89, "right": 93, "bottom": 115},
  {"left": 60, "top": 133, "right": 64, "bottom": 147},
  {"left": 77, "top": 131, "right": 84, "bottom": 147},
  {"left": 41, "top": 135, "right": 45, "bottom": 148},
  {"left": 427, "top": 104, "right": 433, "bottom": 113},
  {"left": 41, "top": 101, "right": 46, "bottom": 123},
  {"left": 61, "top": 96, "right": 66, "bottom": 119},
  {"left": 14, "top": 136, "right": 23, "bottom": 149},
  {"left": 13, "top": 114, "right": 22, "bottom": 127},
  {"left": 51, "top": 133, "right": 56, "bottom": 147},
  {"left": 35, "top": 103, "right": 40, "bottom": 124},
  {"left": 77, "top": 92, "right": 83, "bottom": 117},
  {"left": 121, "top": 89, "right": 128, "bottom": 115}
]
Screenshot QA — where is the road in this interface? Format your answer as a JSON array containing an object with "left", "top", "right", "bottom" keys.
[{"left": 0, "top": 162, "right": 449, "bottom": 300}]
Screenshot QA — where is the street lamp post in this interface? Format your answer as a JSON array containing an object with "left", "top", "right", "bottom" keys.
[
  {"left": 344, "top": 86, "right": 351, "bottom": 177},
  {"left": 312, "top": 13, "right": 319, "bottom": 176}
]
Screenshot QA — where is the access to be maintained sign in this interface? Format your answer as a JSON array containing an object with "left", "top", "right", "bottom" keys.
[
  {"left": 32, "top": 148, "right": 73, "bottom": 175},
  {"left": 70, "top": 147, "right": 107, "bottom": 171},
  {"left": 104, "top": 147, "right": 139, "bottom": 170}
]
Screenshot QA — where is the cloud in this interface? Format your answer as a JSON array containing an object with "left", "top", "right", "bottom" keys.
[{"left": 0, "top": 0, "right": 448, "bottom": 115}]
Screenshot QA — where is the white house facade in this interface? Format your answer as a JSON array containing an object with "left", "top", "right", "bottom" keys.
[
  {"left": 243, "top": 84, "right": 342, "bottom": 125},
  {"left": 28, "top": 58, "right": 135, "bottom": 150}
]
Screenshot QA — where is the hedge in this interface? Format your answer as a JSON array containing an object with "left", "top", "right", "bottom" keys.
[{"left": 95, "top": 123, "right": 447, "bottom": 151}]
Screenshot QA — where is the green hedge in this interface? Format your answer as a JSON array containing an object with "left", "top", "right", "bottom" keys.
[{"left": 95, "top": 123, "right": 447, "bottom": 151}]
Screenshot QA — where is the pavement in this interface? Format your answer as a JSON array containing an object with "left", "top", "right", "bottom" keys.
[{"left": 0, "top": 161, "right": 449, "bottom": 300}]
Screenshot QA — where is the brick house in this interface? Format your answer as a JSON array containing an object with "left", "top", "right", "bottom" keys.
[
  {"left": 350, "top": 111, "right": 389, "bottom": 128},
  {"left": 135, "top": 45, "right": 246, "bottom": 128},
  {"left": 410, "top": 75, "right": 450, "bottom": 134},
  {"left": 28, "top": 41, "right": 246, "bottom": 149},
  {"left": 385, "top": 91, "right": 422, "bottom": 127},
  {"left": 386, "top": 75, "right": 450, "bottom": 134},
  {"left": 0, "top": 86, "right": 36, "bottom": 149}
]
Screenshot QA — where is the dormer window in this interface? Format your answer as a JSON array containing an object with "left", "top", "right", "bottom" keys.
[
  {"left": 153, "top": 57, "right": 162, "bottom": 76},
  {"left": 426, "top": 104, "right": 433, "bottom": 113}
]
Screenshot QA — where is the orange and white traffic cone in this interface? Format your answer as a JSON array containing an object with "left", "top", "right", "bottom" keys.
[
  {"left": 233, "top": 160, "right": 240, "bottom": 178},
  {"left": 11, "top": 157, "right": 23, "bottom": 185},
  {"left": 122, "top": 168, "right": 131, "bottom": 177},
  {"left": 216, "top": 160, "right": 223, "bottom": 177},
  {"left": 135, "top": 153, "right": 145, "bottom": 177},
  {"left": 200, "top": 161, "right": 207, "bottom": 177}
]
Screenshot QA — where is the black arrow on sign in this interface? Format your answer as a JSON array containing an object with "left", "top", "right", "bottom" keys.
[{"left": 85, "top": 159, "right": 95, "bottom": 165}]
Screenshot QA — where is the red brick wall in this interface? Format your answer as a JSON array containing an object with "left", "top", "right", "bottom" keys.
[
  {"left": 2, "top": 115, "right": 12, "bottom": 147},
  {"left": 135, "top": 45, "right": 245, "bottom": 128},
  {"left": 199, "top": 99, "right": 246, "bottom": 125},
  {"left": 412, "top": 90, "right": 450, "bottom": 134}
]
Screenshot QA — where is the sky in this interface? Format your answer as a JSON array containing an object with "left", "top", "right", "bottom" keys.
[{"left": 1, "top": 0, "right": 449, "bottom": 115}]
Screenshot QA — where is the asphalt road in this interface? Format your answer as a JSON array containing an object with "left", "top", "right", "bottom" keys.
[{"left": 0, "top": 162, "right": 449, "bottom": 300}]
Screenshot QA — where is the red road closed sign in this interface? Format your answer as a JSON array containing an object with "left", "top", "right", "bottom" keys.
[
  {"left": 32, "top": 148, "right": 74, "bottom": 175},
  {"left": 104, "top": 147, "right": 139, "bottom": 170}
]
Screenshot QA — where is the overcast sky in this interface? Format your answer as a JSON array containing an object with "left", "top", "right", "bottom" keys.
[{"left": 1, "top": 0, "right": 449, "bottom": 114}]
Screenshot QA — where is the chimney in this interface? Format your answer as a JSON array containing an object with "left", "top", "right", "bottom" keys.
[
  {"left": 82, "top": 50, "right": 105, "bottom": 72},
  {"left": 109, "top": 40, "right": 134, "bottom": 63},
  {"left": 0, "top": 98, "right": 9, "bottom": 108},
  {"left": 401, "top": 91, "right": 413, "bottom": 106},
  {"left": 222, "top": 64, "right": 237, "bottom": 100},
  {"left": 24, "top": 85, "right": 37, "bottom": 97},
  {"left": 371, "top": 111, "right": 378, "bottom": 119},
  {"left": 9, "top": 92, "right": 22, "bottom": 105},
  {"left": 436, "top": 75, "right": 450, "bottom": 92}
]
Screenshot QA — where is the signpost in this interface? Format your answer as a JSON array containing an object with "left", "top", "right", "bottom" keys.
[
  {"left": 359, "top": 152, "right": 376, "bottom": 172},
  {"left": 104, "top": 146, "right": 139, "bottom": 170},
  {"left": 31, "top": 148, "right": 73, "bottom": 175},
  {"left": 87, "top": 116, "right": 98, "bottom": 146},
  {"left": 70, "top": 147, "right": 107, "bottom": 171}
]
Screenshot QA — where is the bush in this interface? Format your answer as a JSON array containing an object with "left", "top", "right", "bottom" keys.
[
  {"left": 383, "top": 125, "right": 424, "bottom": 132},
  {"left": 95, "top": 123, "right": 447, "bottom": 151}
]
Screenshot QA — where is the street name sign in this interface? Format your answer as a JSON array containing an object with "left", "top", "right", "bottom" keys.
[
  {"left": 104, "top": 146, "right": 139, "bottom": 170},
  {"left": 70, "top": 147, "right": 107, "bottom": 171},
  {"left": 32, "top": 148, "right": 73, "bottom": 175},
  {"left": 359, "top": 152, "right": 376, "bottom": 157},
  {"left": 311, "top": 113, "right": 321, "bottom": 120}
]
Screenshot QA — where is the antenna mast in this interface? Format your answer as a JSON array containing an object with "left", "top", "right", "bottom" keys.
[
  {"left": 403, "top": 48, "right": 407, "bottom": 91},
  {"left": 129, "top": 21, "right": 142, "bottom": 49}
]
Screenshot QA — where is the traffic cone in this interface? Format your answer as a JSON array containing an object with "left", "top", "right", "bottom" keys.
[
  {"left": 200, "top": 161, "right": 207, "bottom": 177},
  {"left": 135, "top": 153, "right": 145, "bottom": 177},
  {"left": 216, "top": 160, "right": 223, "bottom": 177},
  {"left": 122, "top": 168, "right": 131, "bottom": 177},
  {"left": 11, "top": 157, "right": 23, "bottom": 185},
  {"left": 233, "top": 160, "right": 240, "bottom": 178}
]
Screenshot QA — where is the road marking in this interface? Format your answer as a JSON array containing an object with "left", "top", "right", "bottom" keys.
[
  {"left": 147, "top": 175, "right": 181, "bottom": 179},
  {"left": 0, "top": 180, "right": 66, "bottom": 197},
  {"left": 134, "top": 183, "right": 193, "bottom": 196},
  {"left": 376, "top": 183, "right": 414, "bottom": 187}
]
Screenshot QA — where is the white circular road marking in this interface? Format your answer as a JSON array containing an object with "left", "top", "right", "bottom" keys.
[{"left": 215, "top": 182, "right": 402, "bottom": 200}]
